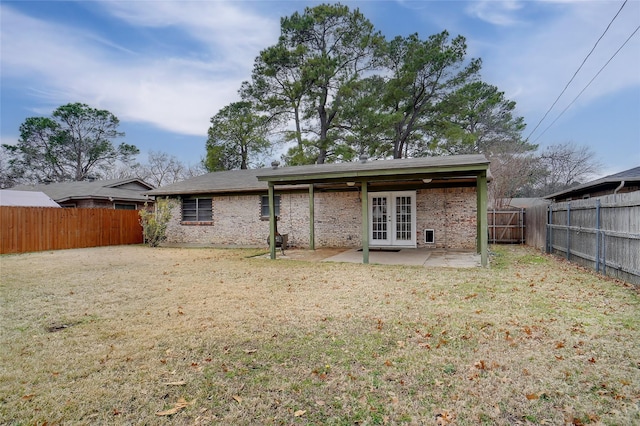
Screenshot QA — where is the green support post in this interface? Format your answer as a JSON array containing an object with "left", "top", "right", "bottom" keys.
[
  {"left": 361, "top": 181, "right": 369, "bottom": 264},
  {"left": 477, "top": 181, "right": 482, "bottom": 254},
  {"left": 477, "top": 172, "right": 488, "bottom": 267},
  {"left": 268, "top": 183, "right": 276, "bottom": 260},
  {"left": 309, "top": 184, "right": 315, "bottom": 250}
]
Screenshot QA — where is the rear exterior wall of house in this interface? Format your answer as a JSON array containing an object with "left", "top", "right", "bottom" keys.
[{"left": 164, "top": 186, "right": 477, "bottom": 249}]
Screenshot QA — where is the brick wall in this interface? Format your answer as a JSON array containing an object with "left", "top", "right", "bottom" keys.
[
  {"left": 164, "top": 187, "right": 477, "bottom": 249},
  {"left": 416, "top": 187, "right": 477, "bottom": 249}
]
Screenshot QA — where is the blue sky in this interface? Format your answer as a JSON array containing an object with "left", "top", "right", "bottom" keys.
[{"left": 1, "top": 0, "right": 639, "bottom": 177}]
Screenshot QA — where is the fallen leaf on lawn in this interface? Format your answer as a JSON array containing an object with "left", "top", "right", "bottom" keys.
[
  {"left": 526, "top": 393, "right": 539, "bottom": 400},
  {"left": 294, "top": 410, "right": 306, "bottom": 417},
  {"left": 155, "top": 398, "right": 194, "bottom": 416},
  {"left": 21, "top": 394, "right": 35, "bottom": 400},
  {"left": 164, "top": 381, "right": 186, "bottom": 386},
  {"left": 232, "top": 395, "right": 242, "bottom": 403},
  {"left": 243, "top": 349, "right": 258, "bottom": 354},
  {"left": 474, "top": 360, "right": 486, "bottom": 370},
  {"left": 435, "top": 409, "right": 455, "bottom": 425}
]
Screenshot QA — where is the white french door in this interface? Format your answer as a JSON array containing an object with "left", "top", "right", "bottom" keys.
[{"left": 368, "top": 191, "right": 416, "bottom": 247}]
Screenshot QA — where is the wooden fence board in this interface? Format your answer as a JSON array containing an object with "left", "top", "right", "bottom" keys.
[
  {"left": 525, "top": 192, "right": 640, "bottom": 285},
  {"left": 488, "top": 209, "right": 525, "bottom": 243},
  {"left": 0, "top": 207, "right": 143, "bottom": 254}
]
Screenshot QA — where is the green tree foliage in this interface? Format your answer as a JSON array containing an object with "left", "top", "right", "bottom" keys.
[
  {"left": 3, "top": 103, "right": 138, "bottom": 183},
  {"left": 380, "top": 31, "right": 482, "bottom": 159},
  {"left": 241, "top": 43, "right": 307, "bottom": 148},
  {"left": 427, "top": 81, "right": 531, "bottom": 156},
  {"left": 337, "top": 75, "right": 393, "bottom": 160},
  {"left": 205, "top": 101, "right": 272, "bottom": 171},
  {"left": 225, "top": 4, "right": 531, "bottom": 172},
  {"left": 255, "top": 3, "right": 383, "bottom": 164},
  {"left": 139, "top": 198, "right": 175, "bottom": 247}
]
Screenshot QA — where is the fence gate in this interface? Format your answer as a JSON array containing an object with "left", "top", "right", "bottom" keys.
[{"left": 488, "top": 209, "right": 525, "bottom": 244}]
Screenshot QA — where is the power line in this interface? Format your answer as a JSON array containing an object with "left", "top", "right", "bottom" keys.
[
  {"left": 525, "top": 0, "right": 629, "bottom": 141},
  {"left": 531, "top": 24, "right": 640, "bottom": 144}
]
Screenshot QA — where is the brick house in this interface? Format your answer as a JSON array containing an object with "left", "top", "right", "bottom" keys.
[{"left": 148, "top": 155, "right": 490, "bottom": 265}]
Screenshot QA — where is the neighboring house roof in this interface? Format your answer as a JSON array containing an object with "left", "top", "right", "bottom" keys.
[
  {"left": 0, "top": 190, "right": 61, "bottom": 207},
  {"left": 544, "top": 166, "right": 640, "bottom": 200},
  {"left": 11, "top": 178, "right": 155, "bottom": 204},
  {"left": 492, "top": 198, "right": 550, "bottom": 209},
  {"left": 148, "top": 155, "right": 490, "bottom": 196}
]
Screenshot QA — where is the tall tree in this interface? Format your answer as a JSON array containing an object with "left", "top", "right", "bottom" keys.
[
  {"left": 205, "top": 101, "right": 271, "bottom": 171},
  {"left": 532, "top": 141, "right": 602, "bottom": 195},
  {"left": 380, "top": 31, "right": 481, "bottom": 159},
  {"left": 104, "top": 152, "right": 207, "bottom": 187},
  {"left": 337, "top": 75, "right": 393, "bottom": 160},
  {"left": 241, "top": 43, "right": 307, "bottom": 149},
  {"left": 3, "top": 103, "right": 138, "bottom": 183},
  {"left": 0, "top": 147, "right": 18, "bottom": 188},
  {"left": 427, "top": 81, "right": 530, "bottom": 155},
  {"left": 266, "top": 3, "right": 383, "bottom": 164}
]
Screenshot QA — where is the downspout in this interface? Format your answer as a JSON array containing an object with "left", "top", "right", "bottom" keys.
[{"left": 613, "top": 180, "right": 625, "bottom": 194}]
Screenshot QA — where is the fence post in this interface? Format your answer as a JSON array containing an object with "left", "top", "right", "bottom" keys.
[
  {"left": 595, "top": 199, "right": 601, "bottom": 273},
  {"left": 566, "top": 202, "right": 571, "bottom": 260},
  {"left": 520, "top": 208, "right": 525, "bottom": 244},
  {"left": 602, "top": 232, "right": 606, "bottom": 275},
  {"left": 546, "top": 204, "right": 552, "bottom": 254},
  {"left": 491, "top": 209, "right": 495, "bottom": 244}
]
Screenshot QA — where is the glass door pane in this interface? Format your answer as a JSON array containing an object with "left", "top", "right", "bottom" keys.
[
  {"left": 370, "top": 195, "right": 389, "bottom": 243},
  {"left": 395, "top": 195, "right": 412, "bottom": 242}
]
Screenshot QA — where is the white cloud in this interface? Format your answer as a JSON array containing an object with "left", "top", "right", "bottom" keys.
[
  {"left": 0, "top": 2, "right": 280, "bottom": 137},
  {"left": 466, "top": 0, "right": 525, "bottom": 26},
  {"left": 97, "top": 1, "right": 278, "bottom": 69}
]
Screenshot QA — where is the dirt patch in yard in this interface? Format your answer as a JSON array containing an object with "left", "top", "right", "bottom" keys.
[{"left": 1, "top": 245, "right": 638, "bottom": 425}]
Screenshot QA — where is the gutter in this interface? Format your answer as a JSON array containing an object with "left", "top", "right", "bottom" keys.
[{"left": 613, "top": 180, "right": 625, "bottom": 194}]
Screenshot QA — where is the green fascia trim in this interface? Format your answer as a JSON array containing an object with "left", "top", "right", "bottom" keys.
[{"left": 257, "top": 164, "right": 489, "bottom": 184}]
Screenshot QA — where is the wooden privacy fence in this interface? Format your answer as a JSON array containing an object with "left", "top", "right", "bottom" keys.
[
  {"left": 0, "top": 207, "right": 143, "bottom": 254},
  {"left": 525, "top": 204, "right": 549, "bottom": 250},
  {"left": 488, "top": 209, "right": 525, "bottom": 244},
  {"left": 543, "top": 192, "right": 640, "bottom": 285}
]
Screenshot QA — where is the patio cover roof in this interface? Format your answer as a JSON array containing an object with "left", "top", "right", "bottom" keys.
[
  {"left": 256, "top": 154, "right": 490, "bottom": 266},
  {"left": 256, "top": 154, "right": 489, "bottom": 184}
]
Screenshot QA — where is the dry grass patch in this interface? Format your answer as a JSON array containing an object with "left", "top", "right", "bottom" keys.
[{"left": 0, "top": 245, "right": 638, "bottom": 425}]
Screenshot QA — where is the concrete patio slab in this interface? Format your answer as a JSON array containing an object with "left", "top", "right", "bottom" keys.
[{"left": 321, "top": 248, "right": 481, "bottom": 268}]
